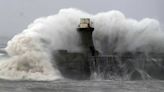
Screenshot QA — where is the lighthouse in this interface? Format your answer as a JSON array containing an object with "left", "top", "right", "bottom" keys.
[{"left": 77, "top": 18, "right": 96, "bottom": 56}]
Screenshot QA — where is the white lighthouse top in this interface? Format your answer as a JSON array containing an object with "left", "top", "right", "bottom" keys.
[{"left": 79, "top": 18, "right": 93, "bottom": 28}]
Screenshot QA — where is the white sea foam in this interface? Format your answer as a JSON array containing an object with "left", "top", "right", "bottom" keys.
[{"left": 0, "top": 8, "right": 163, "bottom": 80}]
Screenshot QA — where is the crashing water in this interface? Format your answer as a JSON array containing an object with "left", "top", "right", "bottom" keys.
[
  {"left": 89, "top": 53, "right": 164, "bottom": 80},
  {"left": 0, "top": 8, "right": 164, "bottom": 81}
]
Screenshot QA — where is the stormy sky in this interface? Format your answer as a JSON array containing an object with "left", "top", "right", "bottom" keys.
[{"left": 0, "top": 0, "right": 163, "bottom": 39}]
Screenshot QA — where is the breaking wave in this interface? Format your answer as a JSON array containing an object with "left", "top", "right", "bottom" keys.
[{"left": 0, "top": 8, "right": 163, "bottom": 81}]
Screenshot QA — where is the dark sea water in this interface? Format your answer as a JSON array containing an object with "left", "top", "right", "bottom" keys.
[{"left": 0, "top": 80, "right": 164, "bottom": 92}]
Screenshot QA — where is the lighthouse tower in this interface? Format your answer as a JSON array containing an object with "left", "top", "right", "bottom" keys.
[{"left": 77, "top": 18, "right": 96, "bottom": 56}]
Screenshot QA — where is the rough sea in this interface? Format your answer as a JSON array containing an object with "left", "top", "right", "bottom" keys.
[{"left": 1, "top": 8, "right": 164, "bottom": 92}]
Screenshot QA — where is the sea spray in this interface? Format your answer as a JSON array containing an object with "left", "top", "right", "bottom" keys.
[
  {"left": 0, "top": 8, "right": 163, "bottom": 80},
  {"left": 93, "top": 11, "right": 164, "bottom": 54},
  {"left": 0, "top": 31, "right": 61, "bottom": 80},
  {"left": 0, "top": 8, "right": 90, "bottom": 80}
]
